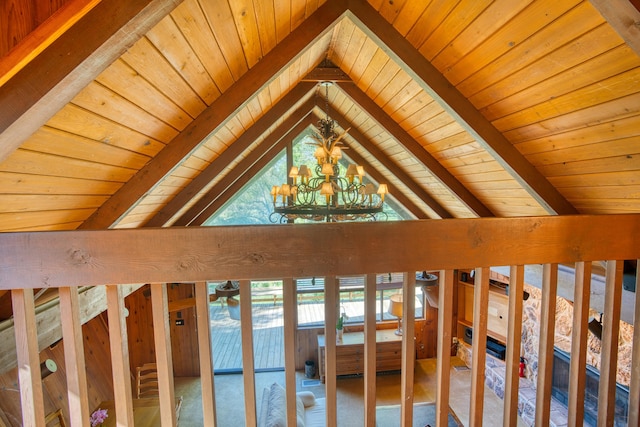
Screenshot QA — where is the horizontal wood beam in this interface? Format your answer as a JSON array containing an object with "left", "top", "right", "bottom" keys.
[
  {"left": 0, "top": 0, "right": 184, "bottom": 164},
  {"left": 345, "top": 0, "right": 577, "bottom": 216},
  {"left": 1, "top": 215, "right": 639, "bottom": 289},
  {"left": 302, "top": 67, "right": 352, "bottom": 82}
]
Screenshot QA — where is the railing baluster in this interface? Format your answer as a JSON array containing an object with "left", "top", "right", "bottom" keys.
[
  {"left": 58, "top": 286, "right": 90, "bottom": 427},
  {"left": 195, "top": 281, "right": 217, "bottom": 426},
  {"left": 535, "top": 263, "right": 558, "bottom": 426},
  {"left": 12, "top": 288, "right": 44, "bottom": 427},
  {"left": 567, "top": 261, "right": 591, "bottom": 426},
  {"left": 150, "top": 283, "right": 177, "bottom": 426},
  {"left": 629, "top": 258, "right": 640, "bottom": 427},
  {"left": 324, "top": 275, "right": 338, "bottom": 427},
  {"left": 470, "top": 267, "right": 489, "bottom": 427},
  {"left": 239, "top": 280, "right": 257, "bottom": 427},
  {"left": 401, "top": 272, "right": 415, "bottom": 426},
  {"left": 283, "top": 277, "right": 297, "bottom": 427},
  {"left": 503, "top": 265, "right": 524, "bottom": 426},
  {"left": 598, "top": 260, "right": 624, "bottom": 426},
  {"left": 364, "top": 273, "right": 377, "bottom": 427},
  {"left": 106, "top": 284, "right": 134, "bottom": 426},
  {"left": 436, "top": 270, "right": 454, "bottom": 427}
]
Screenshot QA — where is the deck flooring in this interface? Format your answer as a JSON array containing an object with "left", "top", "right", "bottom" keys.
[{"left": 209, "top": 294, "right": 422, "bottom": 371}]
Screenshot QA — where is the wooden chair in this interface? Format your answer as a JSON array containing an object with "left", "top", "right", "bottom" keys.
[
  {"left": 44, "top": 409, "right": 66, "bottom": 427},
  {"left": 136, "top": 362, "right": 159, "bottom": 398}
]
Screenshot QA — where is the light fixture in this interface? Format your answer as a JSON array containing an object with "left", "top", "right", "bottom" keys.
[
  {"left": 270, "top": 82, "right": 388, "bottom": 223},
  {"left": 388, "top": 294, "right": 403, "bottom": 336}
]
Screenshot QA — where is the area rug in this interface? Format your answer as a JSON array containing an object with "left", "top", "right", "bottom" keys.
[{"left": 375, "top": 402, "right": 462, "bottom": 427}]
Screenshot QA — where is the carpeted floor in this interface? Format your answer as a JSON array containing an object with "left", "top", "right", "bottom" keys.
[
  {"left": 375, "top": 402, "right": 462, "bottom": 427},
  {"left": 174, "top": 358, "right": 527, "bottom": 426}
]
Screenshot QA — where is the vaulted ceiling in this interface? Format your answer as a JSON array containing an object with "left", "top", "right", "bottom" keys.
[{"left": 1, "top": 0, "right": 640, "bottom": 235}]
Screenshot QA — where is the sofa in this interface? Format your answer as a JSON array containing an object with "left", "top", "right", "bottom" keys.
[{"left": 258, "top": 382, "right": 325, "bottom": 427}]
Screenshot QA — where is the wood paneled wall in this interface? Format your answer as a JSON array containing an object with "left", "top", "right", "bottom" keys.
[
  {"left": 126, "top": 284, "right": 200, "bottom": 378},
  {"left": 0, "top": 313, "right": 113, "bottom": 427},
  {"left": 0, "top": 0, "right": 72, "bottom": 57}
]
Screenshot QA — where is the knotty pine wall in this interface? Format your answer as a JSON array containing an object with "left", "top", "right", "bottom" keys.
[
  {"left": 0, "top": 312, "right": 113, "bottom": 427},
  {"left": 0, "top": 0, "right": 72, "bottom": 56},
  {"left": 125, "top": 284, "right": 200, "bottom": 378}
]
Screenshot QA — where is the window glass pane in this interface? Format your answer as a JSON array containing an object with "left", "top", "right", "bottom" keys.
[{"left": 296, "top": 277, "right": 325, "bottom": 326}]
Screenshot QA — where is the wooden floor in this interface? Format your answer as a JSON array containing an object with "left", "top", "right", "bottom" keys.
[
  {"left": 210, "top": 301, "right": 285, "bottom": 371},
  {"left": 209, "top": 291, "right": 421, "bottom": 371}
]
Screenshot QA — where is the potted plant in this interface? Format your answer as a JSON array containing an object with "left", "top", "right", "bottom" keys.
[{"left": 336, "top": 308, "right": 347, "bottom": 343}]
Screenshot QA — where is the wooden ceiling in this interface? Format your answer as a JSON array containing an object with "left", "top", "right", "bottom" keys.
[{"left": 1, "top": 0, "right": 640, "bottom": 233}]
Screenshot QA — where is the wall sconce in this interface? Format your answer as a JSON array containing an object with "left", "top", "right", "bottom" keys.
[
  {"left": 40, "top": 359, "right": 57, "bottom": 379},
  {"left": 388, "top": 294, "right": 403, "bottom": 336}
]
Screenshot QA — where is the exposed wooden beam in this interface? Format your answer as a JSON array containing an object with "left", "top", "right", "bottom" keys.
[
  {"left": 503, "top": 265, "right": 524, "bottom": 426},
  {"left": 0, "top": 0, "right": 184, "bottom": 164},
  {"left": 0, "top": 284, "right": 143, "bottom": 375},
  {"left": 145, "top": 82, "right": 317, "bottom": 227},
  {"left": 79, "top": 0, "right": 348, "bottom": 229},
  {"left": 345, "top": 0, "right": 578, "bottom": 215},
  {"left": 317, "top": 108, "right": 450, "bottom": 218},
  {"left": 589, "top": 0, "right": 640, "bottom": 57},
  {"left": 175, "top": 110, "right": 315, "bottom": 226},
  {"left": 301, "top": 66, "right": 352, "bottom": 82},
  {"left": 2, "top": 215, "right": 640, "bottom": 289},
  {"left": 336, "top": 82, "right": 493, "bottom": 218}
]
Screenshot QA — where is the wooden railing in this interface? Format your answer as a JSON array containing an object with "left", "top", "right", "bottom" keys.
[{"left": 1, "top": 214, "right": 640, "bottom": 426}]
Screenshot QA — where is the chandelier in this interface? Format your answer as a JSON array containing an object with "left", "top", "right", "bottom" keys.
[{"left": 270, "top": 82, "right": 389, "bottom": 223}]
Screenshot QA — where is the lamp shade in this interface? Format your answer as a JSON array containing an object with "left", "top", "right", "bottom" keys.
[
  {"left": 320, "top": 182, "right": 334, "bottom": 196},
  {"left": 388, "top": 294, "right": 403, "bottom": 317},
  {"left": 321, "top": 162, "right": 334, "bottom": 177}
]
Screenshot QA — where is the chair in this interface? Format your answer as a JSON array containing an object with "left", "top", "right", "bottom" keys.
[
  {"left": 136, "top": 362, "right": 159, "bottom": 398},
  {"left": 44, "top": 409, "right": 66, "bottom": 427}
]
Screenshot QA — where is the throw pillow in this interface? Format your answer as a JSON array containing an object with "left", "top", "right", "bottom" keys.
[{"left": 296, "top": 391, "right": 316, "bottom": 408}]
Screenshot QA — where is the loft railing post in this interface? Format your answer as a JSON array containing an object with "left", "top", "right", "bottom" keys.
[
  {"left": 598, "top": 260, "right": 624, "bottom": 426},
  {"left": 503, "top": 265, "right": 524, "bottom": 426},
  {"left": 469, "top": 267, "right": 489, "bottom": 427},
  {"left": 12, "top": 288, "right": 45, "bottom": 427},
  {"left": 58, "top": 286, "right": 90, "bottom": 427},
  {"left": 535, "top": 263, "right": 558, "bottom": 426},
  {"left": 400, "top": 272, "right": 415, "bottom": 427},
  {"left": 239, "top": 280, "right": 257, "bottom": 427},
  {"left": 150, "top": 283, "right": 177, "bottom": 427},
  {"left": 436, "top": 270, "right": 454, "bottom": 426},
  {"left": 283, "top": 277, "right": 298, "bottom": 427},
  {"left": 106, "top": 284, "right": 134, "bottom": 426},
  {"left": 629, "top": 259, "right": 640, "bottom": 427},
  {"left": 364, "top": 273, "right": 377, "bottom": 427},
  {"left": 567, "top": 261, "right": 591, "bottom": 426},
  {"left": 195, "top": 281, "right": 217, "bottom": 426},
  {"left": 324, "top": 275, "right": 338, "bottom": 427}
]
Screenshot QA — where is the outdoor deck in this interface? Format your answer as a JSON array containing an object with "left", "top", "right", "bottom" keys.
[{"left": 208, "top": 283, "right": 423, "bottom": 372}]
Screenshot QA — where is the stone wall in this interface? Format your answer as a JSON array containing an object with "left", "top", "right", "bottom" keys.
[{"left": 520, "top": 284, "right": 633, "bottom": 386}]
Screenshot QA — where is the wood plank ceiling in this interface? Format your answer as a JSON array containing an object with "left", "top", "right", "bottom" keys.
[{"left": 0, "top": 0, "right": 639, "bottom": 234}]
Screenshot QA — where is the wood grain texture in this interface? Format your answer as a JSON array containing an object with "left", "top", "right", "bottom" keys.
[
  {"left": 597, "top": 260, "right": 624, "bottom": 426},
  {"left": 435, "top": 270, "right": 454, "bottom": 427},
  {"left": 2, "top": 215, "right": 639, "bottom": 289},
  {"left": 194, "top": 281, "right": 217, "bottom": 426},
  {"left": 535, "top": 264, "right": 558, "bottom": 426},
  {"left": 503, "top": 265, "right": 524, "bottom": 427},
  {"left": 567, "top": 261, "right": 592, "bottom": 427},
  {"left": 150, "top": 283, "right": 177, "bottom": 427},
  {"left": 469, "top": 267, "right": 489, "bottom": 427}
]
